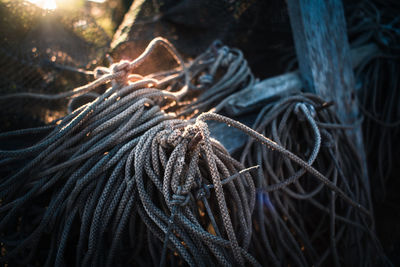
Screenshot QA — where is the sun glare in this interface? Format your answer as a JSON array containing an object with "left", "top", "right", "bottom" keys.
[{"left": 27, "top": 0, "right": 57, "bottom": 10}]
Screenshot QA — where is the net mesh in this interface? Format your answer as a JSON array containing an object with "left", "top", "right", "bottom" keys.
[{"left": 0, "top": 0, "right": 117, "bottom": 131}]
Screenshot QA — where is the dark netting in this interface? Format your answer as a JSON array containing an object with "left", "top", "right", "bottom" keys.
[
  {"left": 0, "top": 0, "right": 115, "bottom": 132},
  {"left": 345, "top": 0, "right": 400, "bottom": 264},
  {"left": 345, "top": 0, "right": 400, "bottom": 200}
]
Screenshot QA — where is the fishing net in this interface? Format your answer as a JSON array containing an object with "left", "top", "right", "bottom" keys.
[{"left": 0, "top": 0, "right": 124, "bottom": 132}]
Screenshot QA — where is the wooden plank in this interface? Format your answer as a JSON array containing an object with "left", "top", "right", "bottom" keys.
[
  {"left": 212, "top": 43, "right": 377, "bottom": 154},
  {"left": 220, "top": 44, "right": 377, "bottom": 117}
]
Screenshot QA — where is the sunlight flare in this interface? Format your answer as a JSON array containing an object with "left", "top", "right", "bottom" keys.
[{"left": 27, "top": 0, "right": 57, "bottom": 10}]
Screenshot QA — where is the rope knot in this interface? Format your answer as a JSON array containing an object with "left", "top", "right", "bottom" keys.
[
  {"left": 93, "top": 66, "right": 110, "bottom": 79},
  {"left": 111, "top": 60, "right": 131, "bottom": 75},
  {"left": 94, "top": 60, "right": 132, "bottom": 84},
  {"left": 171, "top": 186, "right": 190, "bottom": 206},
  {"left": 195, "top": 184, "right": 211, "bottom": 200},
  {"left": 110, "top": 60, "right": 132, "bottom": 85},
  {"left": 110, "top": 60, "right": 130, "bottom": 79},
  {"left": 182, "top": 124, "right": 204, "bottom": 151},
  {"left": 221, "top": 51, "right": 235, "bottom": 67},
  {"left": 198, "top": 74, "right": 214, "bottom": 86}
]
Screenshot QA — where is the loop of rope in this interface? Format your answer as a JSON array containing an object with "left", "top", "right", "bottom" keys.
[{"left": 176, "top": 43, "right": 255, "bottom": 117}]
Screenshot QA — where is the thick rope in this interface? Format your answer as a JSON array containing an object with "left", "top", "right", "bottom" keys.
[{"left": 0, "top": 37, "right": 388, "bottom": 267}]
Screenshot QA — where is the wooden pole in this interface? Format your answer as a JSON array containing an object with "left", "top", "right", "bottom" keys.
[
  {"left": 286, "top": 0, "right": 358, "bottom": 123},
  {"left": 286, "top": 0, "right": 370, "bottom": 187}
]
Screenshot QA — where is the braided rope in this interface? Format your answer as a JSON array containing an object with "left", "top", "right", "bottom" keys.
[
  {"left": 0, "top": 38, "right": 260, "bottom": 266},
  {"left": 0, "top": 37, "right": 388, "bottom": 267}
]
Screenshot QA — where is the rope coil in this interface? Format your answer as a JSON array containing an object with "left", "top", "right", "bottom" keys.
[{"left": 0, "top": 37, "right": 388, "bottom": 266}]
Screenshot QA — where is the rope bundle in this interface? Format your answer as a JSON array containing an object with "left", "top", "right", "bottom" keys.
[
  {"left": 0, "top": 81, "right": 172, "bottom": 266},
  {"left": 240, "top": 93, "right": 385, "bottom": 266},
  {"left": 0, "top": 37, "right": 387, "bottom": 266},
  {"left": 0, "top": 37, "right": 260, "bottom": 266},
  {"left": 144, "top": 40, "right": 255, "bottom": 118},
  {"left": 179, "top": 41, "right": 255, "bottom": 117},
  {"left": 0, "top": 92, "right": 259, "bottom": 266},
  {"left": 134, "top": 118, "right": 257, "bottom": 266}
]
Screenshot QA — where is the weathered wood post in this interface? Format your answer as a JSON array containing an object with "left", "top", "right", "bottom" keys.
[{"left": 286, "top": 0, "right": 370, "bottom": 188}]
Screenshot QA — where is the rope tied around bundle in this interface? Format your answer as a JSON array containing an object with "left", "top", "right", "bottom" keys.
[
  {"left": 133, "top": 118, "right": 258, "bottom": 266},
  {"left": 160, "top": 186, "right": 189, "bottom": 267}
]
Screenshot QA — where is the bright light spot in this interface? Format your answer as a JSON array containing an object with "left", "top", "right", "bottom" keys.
[
  {"left": 27, "top": 0, "right": 57, "bottom": 10},
  {"left": 88, "top": 0, "right": 106, "bottom": 3},
  {"left": 74, "top": 20, "right": 88, "bottom": 29}
]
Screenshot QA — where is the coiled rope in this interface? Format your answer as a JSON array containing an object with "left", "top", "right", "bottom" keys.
[
  {"left": 0, "top": 37, "right": 385, "bottom": 266},
  {"left": 0, "top": 37, "right": 259, "bottom": 266},
  {"left": 239, "top": 93, "right": 387, "bottom": 267}
]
